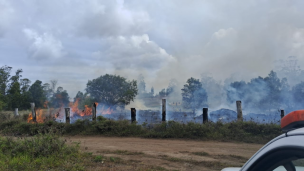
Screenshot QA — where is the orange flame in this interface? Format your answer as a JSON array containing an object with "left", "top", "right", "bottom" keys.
[
  {"left": 27, "top": 108, "right": 46, "bottom": 123},
  {"left": 27, "top": 100, "right": 113, "bottom": 123}
]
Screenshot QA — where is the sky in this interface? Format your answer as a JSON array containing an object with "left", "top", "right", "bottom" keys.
[{"left": 1, "top": 0, "right": 304, "bottom": 98}]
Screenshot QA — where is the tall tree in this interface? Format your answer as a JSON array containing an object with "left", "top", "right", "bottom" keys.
[
  {"left": 29, "top": 80, "right": 46, "bottom": 108},
  {"left": 0, "top": 65, "right": 12, "bottom": 96},
  {"left": 20, "top": 78, "right": 31, "bottom": 93},
  {"left": 19, "top": 78, "right": 31, "bottom": 110},
  {"left": 43, "top": 83, "right": 53, "bottom": 100},
  {"left": 7, "top": 82, "right": 21, "bottom": 109},
  {"left": 181, "top": 77, "right": 208, "bottom": 113},
  {"left": 6, "top": 69, "right": 23, "bottom": 110},
  {"left": 86, "top": 74, "right": 138, "bottom": 109}
]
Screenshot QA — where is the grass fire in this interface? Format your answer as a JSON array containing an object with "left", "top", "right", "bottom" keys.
[{"left": 2, "top": 1, "right": 304, "bottom": 170}]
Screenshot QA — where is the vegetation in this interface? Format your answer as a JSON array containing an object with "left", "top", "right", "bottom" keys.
[
  {"left": 0, "top": 111, "right": 283, "bottom": 170},
  {"left": 86, "top": 74, "right": 138, "bottom": 109},
  {"left": 0, "top": 112, "right": 281, "bottom": 144},
  {"left": 181, "top": 77, "right": 208, "bottom": 113},
  {"left": 0, "top": 132, "right": 88, "bottom": 170},
  {"left": 226, "top": 70, "right": 304, "bottom": 113},
  {"left": 0, "top": 65, "right": 71, "bottom": 110}
]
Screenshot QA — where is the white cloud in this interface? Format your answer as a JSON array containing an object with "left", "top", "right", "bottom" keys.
[
  {"left": 23, "top": 28, "right": 65, "bottom": 60},
  {"left": 214, "top": 28, "right": 237, "bottom": 39},
  {"left": 93, "top": 34, "right": 175, "bottom": 71},
  {"left": 2, "top": 0, "right": 304, "bottom": 97},
  {"left": 78, "top": 0, "right": 150, "bottom": 38}
]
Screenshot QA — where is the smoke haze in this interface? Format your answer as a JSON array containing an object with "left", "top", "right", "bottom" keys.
[{"left": 1, "top": 0, "right": 304, "bottom": 104}]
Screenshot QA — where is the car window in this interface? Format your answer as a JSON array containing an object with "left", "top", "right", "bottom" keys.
[
  {"left": 248, "top": 148, "right": 304, "bottom": 171},
  {"left": 272, "top": 159, "right": 304, "bottom": 171},
  {"left": 293, "top": 159, "right": 304, "bottom": 167}
]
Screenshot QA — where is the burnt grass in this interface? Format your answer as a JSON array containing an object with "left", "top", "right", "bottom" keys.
[{"left": 0, "top": 113, "right": 282, "bottom": 144}]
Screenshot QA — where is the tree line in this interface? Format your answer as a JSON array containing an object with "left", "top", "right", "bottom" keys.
[
  {"left": 0, "top": 65, "right": 207, "bottom": 112},
  {"left": 227, "top": 70, "right": 304, "bottom": 113},
  {"left": 0, "top": 65, "right": 70, "bottom": 110},
  {"left": 3, "top": 64, "right": 302, "bottom": 114}
]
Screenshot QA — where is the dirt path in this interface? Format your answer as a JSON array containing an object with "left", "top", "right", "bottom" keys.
[{"left": 66, "top": 136, "right": 263, "bottom": 171}]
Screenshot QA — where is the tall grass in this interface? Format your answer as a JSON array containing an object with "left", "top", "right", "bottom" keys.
[
  {"left": 0, "top": 131, "right": 88, "bottom": 170},
  {"left": 0, "top": 112, "right": 282, "bottom": 144}
]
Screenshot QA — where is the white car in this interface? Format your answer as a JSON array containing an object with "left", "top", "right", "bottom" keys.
[{"left": 222, "top": 110, "right": 304, "bottom": 171}]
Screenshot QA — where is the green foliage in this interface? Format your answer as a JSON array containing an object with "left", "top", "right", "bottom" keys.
[
  {"left": 181, "top": 77, "right": 208, "bottom": 112},
  {"left": 0, "top": 112, "right": 282, "bottom": 144},
  {"left": 29, "top": 80, "right": 46, "bottom": 108},
  {"left": 0, "top": 132, "right": 86, "bottom": 170},
  {"left": 86, "top": 74, "right": 138, "bottom": 108},
  {"left": 0, "top": 65, "right": 12, "bottom": 96},
  {"left": 94, "top": 155, "right": 104, "bottom": 162}
]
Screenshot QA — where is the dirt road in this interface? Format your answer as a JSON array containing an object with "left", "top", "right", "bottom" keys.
[{"left": 66, "top": 136, "right": 263, "bottom": 171}]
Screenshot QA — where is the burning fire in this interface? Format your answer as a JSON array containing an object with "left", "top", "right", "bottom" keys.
[
  {"left": 27, "top": 100, "right": 113, "bottom": 123},
  {"left": 27, "top": 108, "right": 47, "bottom": 123},
  {"left": 69, "top": 99, "right": 113, "bottom": 116},
  {"left": 99, "top": 105, "right": 113, "bottom": 115}
]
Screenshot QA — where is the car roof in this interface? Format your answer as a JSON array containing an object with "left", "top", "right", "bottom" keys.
[
  {"left": 287, "top": 127, "right": 304, "bottom": 136},
  {"left": 240, "top": 127, "right": 304, "bottom": 171}
]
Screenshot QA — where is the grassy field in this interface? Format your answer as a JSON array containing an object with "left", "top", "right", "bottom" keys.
[
  {"left": 0, "top": 110, "right": 282, "bottom": 170},
  {"left": 0, "top": 110, "right": 282, "bottom": 143}
]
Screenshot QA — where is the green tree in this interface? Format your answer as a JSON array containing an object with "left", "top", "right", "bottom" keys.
[
  {"left": 0, "top": 65, "right": 12, "bottom": 96},
  {"left": 6, "top": 69, "right": 23, "bottom": 110},
  {"left": 29, "top": 80, "right": 46, "bottom": 108},
  {"left": 19, "top": 78, "right": 32, "bottom": 110},
  {"left": 50, "top": 87, "right": 70, "bottom": 108},
  {"left": 20, "top": 78, "right": 31, "bottom": 93},
  {"left": 0, "top": 65, "right": 12, "bottom": 109},
  {"left": 7, "top": 82, "right": 21, "bottom": 109},
  {"left": 181, "top": 77, "right": 208, "bottom": 113},
  {"left": 0, "top": 92, "right": 6, "bottom": 110},
  {"left": 86, "top": 74, "right": 137, "bottom": 109}
]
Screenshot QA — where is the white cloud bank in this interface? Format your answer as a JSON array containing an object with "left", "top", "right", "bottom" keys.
[{"left": 1, "top": 0, "right": 304, "bottom": 97}]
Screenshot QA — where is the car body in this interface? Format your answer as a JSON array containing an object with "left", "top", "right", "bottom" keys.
[{"left": 222, "top": 110, "right": 304, "bottom": 171}]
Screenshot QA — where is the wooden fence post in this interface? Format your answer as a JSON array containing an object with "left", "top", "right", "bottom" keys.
[
  {"left": 30, "top": 103, "right": 36, "bottom": 122},
  {"left": 280, "top": 110, "right": 285, "bottom": 119},
  {"left": 92, "top": 103, "right": 97, "bottom": 121},
  {"left": 65, "top": 108, "right": 70, "bottom": 124},
  {"left": 162, "top": 99, "right": 166, "bottom": 122},
  {"left": 236, "top": 101, "right": 243, "bottom": 121},
  {"left": 203, "top": 108, "right": 208, "bottom": 123},
  {"left": 14, "top": 108, "right": 19, "bottom": 116},
  {"left": 131, "top": 108, "right": 136, "bottom": 123}
]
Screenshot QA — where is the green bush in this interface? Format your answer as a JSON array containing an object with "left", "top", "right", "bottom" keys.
[
  {"left": 0, "top": 132, "right": 87, "bottom": 170},
  {"left": 0, "top": 113, "right": 282, "bottom": 144}
]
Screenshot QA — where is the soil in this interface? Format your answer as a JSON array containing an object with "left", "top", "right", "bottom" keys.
[{"left": 66, "top": 136, "right": 263, "bottom": 171}]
